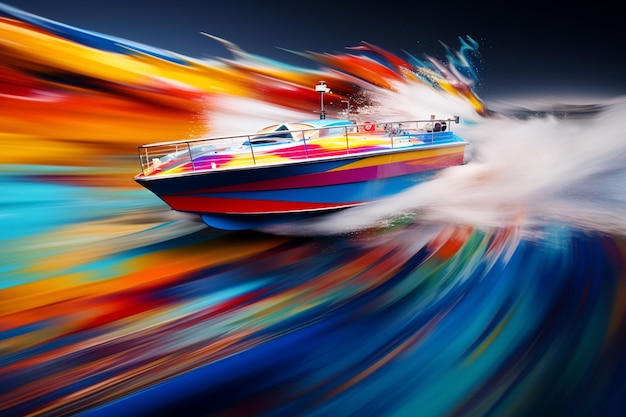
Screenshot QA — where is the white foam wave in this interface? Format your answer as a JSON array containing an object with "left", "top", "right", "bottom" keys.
[{"left": 270, "top": 95, "right": 626, "bottom": 236}]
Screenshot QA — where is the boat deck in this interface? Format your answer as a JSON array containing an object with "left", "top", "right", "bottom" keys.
[{"left": 136, "top": 118, "right": 464, "bottom": 178}]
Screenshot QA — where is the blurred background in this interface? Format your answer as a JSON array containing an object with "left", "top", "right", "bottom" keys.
[{"left": 2, "top": 2, "right": 626, "bottom": 416}]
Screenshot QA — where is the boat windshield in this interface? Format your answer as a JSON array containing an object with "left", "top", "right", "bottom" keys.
[
  {"left": 254, "top": 123, "right": 317, "bottom": 141},
  {"left": 253, "top": 121, "right": 354, "bottom": 142}
]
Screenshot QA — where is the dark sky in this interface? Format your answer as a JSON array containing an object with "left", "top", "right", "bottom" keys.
[{"left": 4, "top": 0, "right": 625, "bottom": 99}]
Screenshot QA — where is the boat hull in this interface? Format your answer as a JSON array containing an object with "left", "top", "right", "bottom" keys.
[{"left": 135, "top": 143, "right": 466, "bottom": 230}]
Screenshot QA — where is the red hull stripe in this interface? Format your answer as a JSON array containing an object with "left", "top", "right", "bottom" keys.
[{"left": 161, "top": 195, "right": 358, "bottom": 214}]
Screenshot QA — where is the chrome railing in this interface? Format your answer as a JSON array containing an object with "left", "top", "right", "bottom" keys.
[{"left": 137, "top": 116, "right": 460, "bottom": 176}]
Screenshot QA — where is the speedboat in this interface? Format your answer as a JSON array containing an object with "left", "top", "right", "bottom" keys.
[{"left": 134, "top": 115, "right": 467, "bottom": 230}]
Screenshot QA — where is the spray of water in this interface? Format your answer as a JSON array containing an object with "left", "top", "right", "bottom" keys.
[
  {"left": 205, "top": 96, "right": 316, "bottom": 137},
  {"left": 266, "top": 94, "right": 626, "bottom": 236}
]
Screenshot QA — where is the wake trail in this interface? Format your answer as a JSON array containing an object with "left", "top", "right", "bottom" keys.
[{"left": 269, "top": 96, "right": 626, "bottom": 236}]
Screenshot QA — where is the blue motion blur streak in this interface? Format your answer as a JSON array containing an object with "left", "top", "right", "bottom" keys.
[{"left": 74, "top": 225, "right": 626, "bottom": 417}]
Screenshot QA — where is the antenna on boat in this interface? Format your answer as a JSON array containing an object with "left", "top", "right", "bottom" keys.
[{"left": 315, "top": 81, "right": 331, "bottom": 119}]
